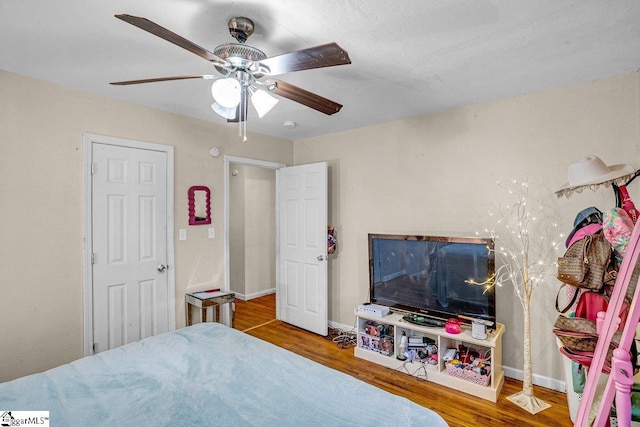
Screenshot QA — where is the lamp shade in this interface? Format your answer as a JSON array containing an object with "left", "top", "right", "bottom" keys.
[
  {"left": 211, "top": 102, "right": 237, "bottom": 120},
  {"left": 211, "top": 78, "right": 241, "bottom": 108},
  {"left": 250, "top": 88, "right": 279, "bottom": 118}
]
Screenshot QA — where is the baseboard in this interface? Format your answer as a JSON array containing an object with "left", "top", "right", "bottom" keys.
[
  {"left": 502, "top": 365, "right": 566, "bottom": 393},
  {"left": 329, "top": 320, "right": 356, "bottom": 333},
  {"left": 234, "top": 288, "right": 276, "bottom": 301}
]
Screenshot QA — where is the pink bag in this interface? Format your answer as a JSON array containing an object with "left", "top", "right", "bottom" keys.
[
  {"left": 559, "top": 347, "right": 612, "bottom": 374},
  {"left": 575, "top": 291, "right": 628, "bottom": 331},
  {"left": 618, "top": 185, "right": 638, "bottom": 224}
]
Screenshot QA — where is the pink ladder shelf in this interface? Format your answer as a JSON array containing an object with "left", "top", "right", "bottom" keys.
[{"left": 575, "top": 221, "right": 640, "bottom": 427}]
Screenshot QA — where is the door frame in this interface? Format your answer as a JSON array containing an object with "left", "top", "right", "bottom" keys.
[
  {"left": 82, "top": 133, "right": 176, "bottom": 356},
  {"left": 223, "top": 155, "right": 285, "bottom": 316}
]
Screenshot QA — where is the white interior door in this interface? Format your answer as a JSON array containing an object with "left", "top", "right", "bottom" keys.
[
  {"left": 277, "top": 162, "right": 328, "bottom": 335},
  {"left": 90, "top": 141, "right": 172, "bottom": 353}
]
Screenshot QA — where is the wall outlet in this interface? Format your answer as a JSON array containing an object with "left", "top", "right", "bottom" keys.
[
  {"left": 208, "top": 227, "right": 215, "bottom": 238},
  {"left": 179, "top": 229, "right": 187, "bottom": 241}
]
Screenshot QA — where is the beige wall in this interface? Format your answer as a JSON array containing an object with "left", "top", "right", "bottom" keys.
[
  {"left": 0, "top": 70, "right": 292, "bottom": 382},
  {"left": 2, "top": 68, "right": 639, "bottom": 385},
  {"left": 294, "top": 71, "right": 640, "bottom": 382}
]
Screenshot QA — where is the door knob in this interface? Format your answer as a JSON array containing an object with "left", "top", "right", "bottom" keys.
[
  {"left": 157, "top": 264, "right": 167, "bottom": 272},
  {"left": 317, "top": 255, "right": 325, "bottom": 261}
]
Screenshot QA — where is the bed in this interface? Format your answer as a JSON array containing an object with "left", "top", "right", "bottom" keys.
[{"left": 0, "top": 323, "right": 447, "bottom": 426}]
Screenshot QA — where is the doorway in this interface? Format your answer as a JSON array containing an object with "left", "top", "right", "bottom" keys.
[
  {"left": 228, "top": 165, "right": 277, "bottom": 299},
  {"left": 224, "top": 156, "right": 329, "bottom": 335},
  {"left": 224, "top": 156, "right": 285, "bottom": 318}
]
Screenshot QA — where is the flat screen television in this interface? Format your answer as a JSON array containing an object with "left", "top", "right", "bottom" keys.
[{"left": 368, "top": 233, "right": 496, "bottom": 326}]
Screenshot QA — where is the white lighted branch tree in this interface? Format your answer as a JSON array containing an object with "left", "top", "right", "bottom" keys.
[{"left": 473, "top": 180, "right": 562, "bottom": 414}]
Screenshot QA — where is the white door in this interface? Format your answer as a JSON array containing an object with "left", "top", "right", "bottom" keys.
[
  {"left": 277, "top": 162, "right": 328, "bottom": 335},
  {"left": 91, "top": 142, "right": 172, "bottom": 353}
]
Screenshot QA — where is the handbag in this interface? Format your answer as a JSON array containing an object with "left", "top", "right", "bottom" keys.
[
  {"left": 557, "top": 230, "right": 614, "bottom": 290},
  {"left": 553, "top": 315, "right": 598, "bottom": 352},
  {"left": 559, "top": 347, "right": 613, "bottom": 374},
  {"left": 554, "top": 315, "right": 620, "bottom": 368},
  {"left": 554, "top": 291, "right": 632, "bottom": 371},
  {"left": 618, "top": 185, "right": 638, "bottom": 225},
  {"left": 553, "top": 292, "right": 602, "bottom": 354}
]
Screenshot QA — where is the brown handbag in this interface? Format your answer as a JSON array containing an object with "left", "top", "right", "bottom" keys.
[
  {"left": 557, "top": 231, "right": 614, "bottom": 290},
  {"left": 553, "top": 315, "right": 620, "bottom": 363},
  {"left": 553, "top": 290, "right": 630, "bottom": 369},
  {"left": 553, "top": 306, "right": 599, "bottom": 352}
]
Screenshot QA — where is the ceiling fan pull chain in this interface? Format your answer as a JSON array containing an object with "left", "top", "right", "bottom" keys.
[{"left": 242, "top": 99, "right": 248, "bottom": 142}]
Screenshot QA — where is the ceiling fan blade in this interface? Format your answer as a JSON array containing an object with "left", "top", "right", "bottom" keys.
[
  {"left": 110, "top": 75, "right": 215, "bottom": 85},
  {"left": 259, "top": 43, "right": 351, "bottom": 76},
  {"left": 115, "top": 14, "right": 229, "bottom": 68},
  {"left": 265, "top": 79, "right": 342, "bottom": 115}
]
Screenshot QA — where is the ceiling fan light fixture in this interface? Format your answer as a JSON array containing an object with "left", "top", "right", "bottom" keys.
[
  {"left": 211, "top": 101, "right": 237, "bottom": 120},
  {"left": 211, "top": 78, "right": 241, "bottom": 108},
  {"left": 111, "top": 14, "right": 351, "bottom": 142},
  {"left": 250, "top": 88, "right": 279, "bottom": 118}
]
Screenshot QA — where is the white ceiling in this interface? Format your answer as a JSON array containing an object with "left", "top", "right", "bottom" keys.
[{"left": 2, "top": 0, "right": 639, "bottom": 141}]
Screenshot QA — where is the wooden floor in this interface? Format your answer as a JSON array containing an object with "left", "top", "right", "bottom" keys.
[{"left": 234, "top": 294, "right": 573, "bottom": 427}]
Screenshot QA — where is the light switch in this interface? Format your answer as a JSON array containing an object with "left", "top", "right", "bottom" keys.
[
  {"left": 179, "top": 229, "right": 187, "bottom": 241},
  {"left": 208, "top": 227, "right": 215, "bottom": 238}
]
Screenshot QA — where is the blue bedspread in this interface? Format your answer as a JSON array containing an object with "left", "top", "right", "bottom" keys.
[{"left": 0, "top": 323, "right": 447, "bottom": 426}]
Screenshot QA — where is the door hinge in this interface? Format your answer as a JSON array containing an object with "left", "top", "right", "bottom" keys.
[
  {"left": 91, "top": 162, "right": 96, "bottom": 175},
  {"left": 91, "top": 253, "right": 96, "bottom": 264}
]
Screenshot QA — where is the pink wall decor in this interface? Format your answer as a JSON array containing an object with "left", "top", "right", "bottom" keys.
[{"left": 188, "top": 186, "right": 211, "bottom": 225}]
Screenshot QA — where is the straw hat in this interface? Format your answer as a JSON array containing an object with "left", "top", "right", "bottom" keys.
[{"left": 556, "top": 155, "right": 635, "bottom": 198}]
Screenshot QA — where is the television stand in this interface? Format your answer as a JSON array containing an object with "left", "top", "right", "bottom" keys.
[{"left": 354, "top": 309, "right": 505, "bottom": 402}]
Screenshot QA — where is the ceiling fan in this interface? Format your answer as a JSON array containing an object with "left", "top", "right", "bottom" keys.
[{"left": 110, "top": 14, "right": 351, "bottom": 140}]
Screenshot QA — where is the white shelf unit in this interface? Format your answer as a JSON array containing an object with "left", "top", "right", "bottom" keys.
[{"left": 354, "top": 310, "right": 505, "bottom": 402}]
